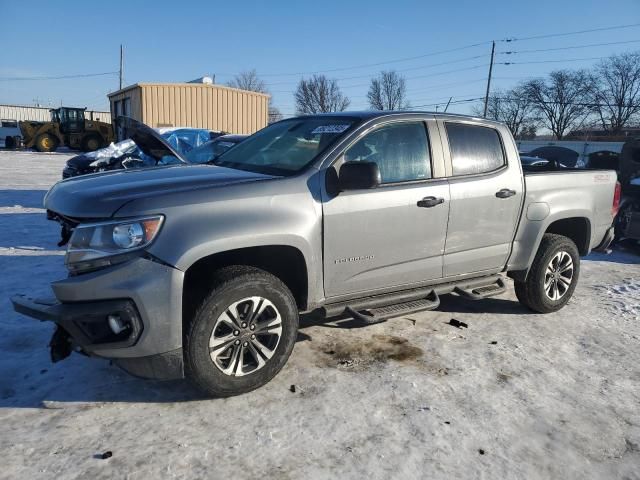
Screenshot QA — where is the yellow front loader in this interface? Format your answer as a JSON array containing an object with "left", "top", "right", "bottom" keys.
[{"left": 16, "top": 107, "right": 114, "bottom": 153}]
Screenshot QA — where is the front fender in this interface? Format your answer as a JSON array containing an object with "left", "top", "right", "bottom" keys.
[{"left": 122, "top": 177, "right": 325, "bottom": 307}]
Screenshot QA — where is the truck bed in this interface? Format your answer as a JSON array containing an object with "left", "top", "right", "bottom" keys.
[{"left": 507, "top": 169, "right": 617, "bottom": 272}]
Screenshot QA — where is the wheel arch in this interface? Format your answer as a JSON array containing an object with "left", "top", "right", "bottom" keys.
[
  {"left": 508, "top": 214, "right": 591, "bottom": 281},
  {"left": 182, "top": 245, "right": 310, "bottom": 333},
  {"left": 544, "top": 217, "right": 591, "bottom": 255}
]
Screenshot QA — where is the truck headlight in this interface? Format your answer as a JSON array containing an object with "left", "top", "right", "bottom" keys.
[{"left": 66, "top": 216, "right": 164, "bottom": 271}]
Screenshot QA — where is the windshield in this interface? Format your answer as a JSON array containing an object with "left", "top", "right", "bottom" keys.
[
  {"left": 186, "top": 139, "right": 240, "bottom": 164},
  {"left": 213, "top": 117, "right": 357, "bottom": 175}
]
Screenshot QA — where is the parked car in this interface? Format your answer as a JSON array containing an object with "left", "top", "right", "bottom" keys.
[
  {"left": 0, "top": 119, "right": 20, "bottom": 147},
  {"left": 62, "top": 127, "right": 223, "bottom": 178},
  {"left": 527, "top": 146, "right": 580, "bottom": 168},
  {"left": 12, "top": 113, "right": 619, "bottom": 397},
  {"left": 520, "top": 155, "right": 568, "bottom": 170},
  {"left": 613, "top": 137, "right": 640, "bottom": 243}
]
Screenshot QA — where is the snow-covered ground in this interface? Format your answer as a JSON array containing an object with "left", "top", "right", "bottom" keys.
[{"left": 0, "top": 149, "right": 639, "bottom": 479}]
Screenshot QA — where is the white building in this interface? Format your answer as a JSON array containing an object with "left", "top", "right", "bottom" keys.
[{"left": 0, "top": 104, "right": 111, "bottom": 123}]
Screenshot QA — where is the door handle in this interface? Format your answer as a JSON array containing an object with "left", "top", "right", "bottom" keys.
[
  {"left": 417, "top": 196, "right": 445, "bottom": 208},
  {"left": 495, "top": 188, "right": 516, "bottom": 199}
]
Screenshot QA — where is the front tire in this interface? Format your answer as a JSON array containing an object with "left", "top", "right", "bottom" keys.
[
  {"left": 185, "top": 266, "right": 298, "bottom": 397},
  {"left": 35, "top": 133, "right": 59, "bottom": 152},
  {"left": 514, "top": 234, "right": 580, "bottom": 313}
]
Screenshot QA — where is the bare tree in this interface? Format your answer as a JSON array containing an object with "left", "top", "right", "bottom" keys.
[
  {"left": 228, "top": 69, "right": 284, "bottom": 125},
  {"left": 518, "top": 124, "right": 537, "bottom": 140},
  {"left": 591, "top": 52, "right": 640, "bottom": 135},
  {"left": 227, "top": 69, "right": 268, "bottom": 94},
  {"left": 294, "top": 75, "right": 350, "bottom": 114},
  {"left": 473, "top": 85, "right": 537, "bottom": 139},
  {"left": 523, "top": 70, "right": 593, "bottom": 140},
  {"left": 268, "top": 106, "right": 283, "bottom": 124},
  {"left": 367, "top": 71, "right": 410, "bottom": 110}
]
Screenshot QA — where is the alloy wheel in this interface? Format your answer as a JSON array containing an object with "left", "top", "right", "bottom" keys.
[
  {"left": 209, "top": 296, "right": 282, "bottom": 376},
  {"left": 544, "top": 251, "right": 574, "bottom": 301}
]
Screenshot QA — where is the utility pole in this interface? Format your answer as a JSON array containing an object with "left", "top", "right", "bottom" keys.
[
  {"left": 483, "top": 41, "right": 495, "bottom": 118},
  {"left": 444, "top": 96, "right": 453, "bottom": 113},
  {"left": 119, "top": 45, "right": 124, "bottom": 90}
]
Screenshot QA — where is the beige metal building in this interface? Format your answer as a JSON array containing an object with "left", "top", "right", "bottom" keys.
[{"left": 108, "top": 82, "right": 270, "bottom": 135}]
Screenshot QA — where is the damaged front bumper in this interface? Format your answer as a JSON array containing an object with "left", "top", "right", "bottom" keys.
[
  {"left": 11, "top": 257, "right": 186, "bottom": 380},
  {"left": 11, "top": 296, "right": 143, "bottom": 358}
]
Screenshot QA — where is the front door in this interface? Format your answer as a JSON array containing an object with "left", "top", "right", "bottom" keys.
[{"left": 322, "top": 120, "right": 450, "bottom": 298}]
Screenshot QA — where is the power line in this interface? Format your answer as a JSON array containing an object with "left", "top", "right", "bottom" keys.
[
  {"left": 270, "top": 77, "right": 488, "bottom": 95},
  {"left": 363, "top": 92, "right": 485, "bottom": 104},
  {"left": 0, "top": 71, "right": 119, "bottom": 81},
  {"left": 500, "top": 38, "right": 640, "bottom": 55},
  {"left": 412, "top": 97, "right": 484, "bottom": 109},
  {"left": 499, "top": 56, "right": 609, "bottom": 66},
  {"left": 493, "top": 96, "right": 640, "bottom": 108},
  {"left": 272, "top": 64, "right": 489, "bottom": 92},
  {"left": 500, "top": 22, "right": 640, "bottom": 43},
  {"left": 404, "top": 78, "right": 488, "bottom": 95},
  {"left": 251, "top": 23, "right": 640, "bottom": 81},
  {"left": 250, "top": 41, "right": 492, "bottom": 77},
  {"left": 263, "top": 56, "right": 487, "bottom": 87}
]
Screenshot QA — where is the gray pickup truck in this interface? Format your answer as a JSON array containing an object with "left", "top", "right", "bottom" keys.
[{"left": 12, "top": 112, "right": 619, "bottom": 397}]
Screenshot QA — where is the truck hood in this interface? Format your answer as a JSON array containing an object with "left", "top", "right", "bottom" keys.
[
  {"left": 118, "top": 116, "right": 187, "bottom": 163},
  {"left": 45, "top": 164, "right": 276, "bottom": 218}
]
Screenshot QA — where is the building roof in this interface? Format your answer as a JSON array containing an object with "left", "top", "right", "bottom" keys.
[{"left": 107, "top": 82, "right": 270, "bottom": 99}]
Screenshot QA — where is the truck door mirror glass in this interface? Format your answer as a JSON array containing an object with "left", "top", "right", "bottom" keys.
[{"left": 338, "top": 161, "right": 381, "bottom": 190}]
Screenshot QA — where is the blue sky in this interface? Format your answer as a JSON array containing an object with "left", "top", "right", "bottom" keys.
[{"left": 1, "top": 0, "right": 639, "bottom": 116}]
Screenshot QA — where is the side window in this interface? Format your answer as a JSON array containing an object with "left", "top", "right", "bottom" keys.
[
  {"left": 344, "top": 122, "right": 431, "bottom": 183},
  {"left": 446, "top": 123, "right": 505, "bottom": 176}
]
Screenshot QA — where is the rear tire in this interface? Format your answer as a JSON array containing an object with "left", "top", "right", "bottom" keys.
[
  {"left": 81, "top": 134, "right": 102, "bottom": 152},
  {"left": 35, "top": 133, "right": 59, "bottom": 152},
  {"left": 184, "top": 266, "right": 298, "bottom": 397},
  {"left": 4, "top": 136, "right": 15, "bottom": 149},
  {"left": 514, "top": 234, "right": 580, "bottom": 313}
]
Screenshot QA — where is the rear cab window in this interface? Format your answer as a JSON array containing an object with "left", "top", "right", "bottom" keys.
[{"left": 445, "top": 123, "right": 505, "bottom": 176}]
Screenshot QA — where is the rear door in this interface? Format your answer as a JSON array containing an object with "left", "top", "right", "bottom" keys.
[
  {"left": 439, "top": 120, "right": 524, "bottom": 277},
  {"left": 322, "top": 118, "right": 450, "bottom": 298}
]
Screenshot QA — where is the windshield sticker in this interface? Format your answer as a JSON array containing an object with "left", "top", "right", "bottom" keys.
[{"left": 311, "top": 124, "right": 350, "bottom": 134}]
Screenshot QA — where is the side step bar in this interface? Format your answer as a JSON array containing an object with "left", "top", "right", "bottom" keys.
[
  {"left": 321, "top": 274, "right": 507, "bottom": 325},
  {"left": 454, "top": 277, "right": 507, "bottom": 300},
  {"left": 346, "top": 291, "right": 440, "bottom": 325}
]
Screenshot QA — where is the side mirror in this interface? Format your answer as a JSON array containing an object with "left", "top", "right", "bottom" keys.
[{"left": 338, "top": 161, "right": 381, "bottom": 191}]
